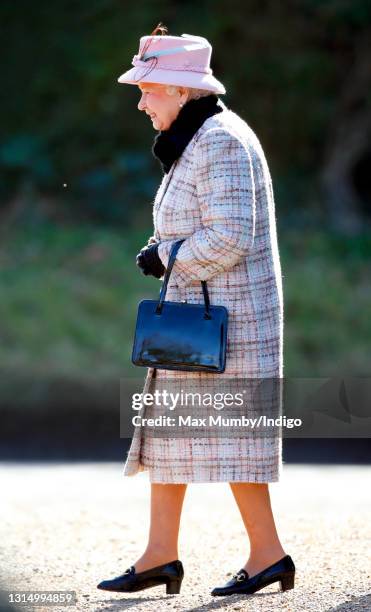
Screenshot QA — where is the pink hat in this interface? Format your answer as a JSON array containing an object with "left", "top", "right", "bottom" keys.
[{"left": 117, "top": 32, "right": 226, "bottom": 95}]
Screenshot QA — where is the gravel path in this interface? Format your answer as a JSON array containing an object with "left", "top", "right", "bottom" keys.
[{"left": 1, "top": 462, "right": 370, "bottom": 612}]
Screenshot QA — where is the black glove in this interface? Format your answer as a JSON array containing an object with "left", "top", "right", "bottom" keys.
[{"left": 136, "top": 243, "right": 165, "bottom": 279}]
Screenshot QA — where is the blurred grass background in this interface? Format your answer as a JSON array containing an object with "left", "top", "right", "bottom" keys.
[{"left": 1, "top": 220, "right": 370, "bottom": 383}]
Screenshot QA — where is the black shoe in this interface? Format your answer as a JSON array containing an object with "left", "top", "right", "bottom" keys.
[
  {"left": 97, "top": 559, "right": 184, "bottom": 595},
  {"left": 211, "top": 554, "right": 295, "bottom": 596}
]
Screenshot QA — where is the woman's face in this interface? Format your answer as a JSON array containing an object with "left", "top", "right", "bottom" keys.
[{"left": 137, "top": 82, "right": 188, "bottom": 131}]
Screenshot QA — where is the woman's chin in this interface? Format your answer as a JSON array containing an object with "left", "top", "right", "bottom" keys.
[{"left": 151, "top": 117, "right": 168, "bottom": 130}]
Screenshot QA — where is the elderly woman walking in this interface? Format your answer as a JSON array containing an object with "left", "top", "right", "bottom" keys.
[{"left": 97, "top": 24, "right": 296, "bottom": 597}]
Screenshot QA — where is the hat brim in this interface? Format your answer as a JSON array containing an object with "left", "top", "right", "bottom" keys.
[{"left": 117, "top": 66, "right": 226, "bottom": 95}]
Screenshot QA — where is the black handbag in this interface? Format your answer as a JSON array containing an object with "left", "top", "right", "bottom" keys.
[{"left": 132, "top": 238, "right": 228, "bottom": 373}]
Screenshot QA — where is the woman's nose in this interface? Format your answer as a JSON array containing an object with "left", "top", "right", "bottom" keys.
[{"left": 138, "top": 93, "right": 146, "bottom": 111}]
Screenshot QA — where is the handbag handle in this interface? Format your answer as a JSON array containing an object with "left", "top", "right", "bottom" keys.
[{"left": 156, "top": 239, "right": 211, "bottom": 319}]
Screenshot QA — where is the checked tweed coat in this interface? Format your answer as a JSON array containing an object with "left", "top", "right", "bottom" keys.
[{"left": 124, "top": 103, "right": 284, "bottom": 483}]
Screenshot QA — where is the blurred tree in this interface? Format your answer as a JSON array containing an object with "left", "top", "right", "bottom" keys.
[
  {"left": 0, "top": 0, "right": 370, "bottom": 230},
  {"left": 321, "top": 31, "right": 371, "bottom": 233}
]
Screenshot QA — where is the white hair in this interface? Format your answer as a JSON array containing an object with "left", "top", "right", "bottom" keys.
[{"left": 165, "top": 84, "right": 213, "bottom": 101}]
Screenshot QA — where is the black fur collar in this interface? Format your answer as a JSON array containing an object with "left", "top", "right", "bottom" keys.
[{"left": 151, "top": 94, "right": 224, "bottom": 173}]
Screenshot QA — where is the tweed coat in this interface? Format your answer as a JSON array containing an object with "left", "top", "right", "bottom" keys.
[{"left": 124, "top": 103, "right": 284, "bottom": 483}]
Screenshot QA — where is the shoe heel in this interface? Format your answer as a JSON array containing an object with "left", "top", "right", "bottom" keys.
[
  {"left": 166, "top": 579, "right": 182, "bottom": 594},
  {"left": 280, "top": 572, "right": 295, "bottom": 592}
]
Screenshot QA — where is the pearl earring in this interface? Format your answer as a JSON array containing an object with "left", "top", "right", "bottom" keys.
[{"left": 179, "top": 102, "right": 184, "bottom": 107}]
